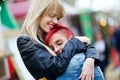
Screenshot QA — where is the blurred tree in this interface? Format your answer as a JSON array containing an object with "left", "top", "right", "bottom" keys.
[{"left": 0, "top": 0, "right": 19, "bottom": 29}]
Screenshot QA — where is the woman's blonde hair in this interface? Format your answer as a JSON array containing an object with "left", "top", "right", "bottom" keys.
[{"left": 20, "top": 0, "right": 65, "bottom": 56}]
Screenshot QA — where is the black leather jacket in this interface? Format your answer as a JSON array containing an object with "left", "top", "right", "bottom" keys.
[{"left": 17, "top": 36, "right": 100, "bottom": 80}]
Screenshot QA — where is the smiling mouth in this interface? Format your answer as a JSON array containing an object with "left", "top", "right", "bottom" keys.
[
  {"left": 49, "top": 25, "right": 53, "bottom": 29},
  {"left": 49, "top": 24, "right": 56, "bottom": 29}
]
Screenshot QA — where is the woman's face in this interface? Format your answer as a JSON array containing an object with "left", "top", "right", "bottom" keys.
[
  {"left": 39, "top": 11, "right": 59, "bottom": 33},
  {"left": 48, "top": 31, "right": 69, "bottom": 55}
]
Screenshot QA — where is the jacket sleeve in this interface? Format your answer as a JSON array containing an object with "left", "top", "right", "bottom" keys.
[
  {"left": 17, "top": 36, "right": 86, "bottom": 76},
  {"left": 85, "top": 45, "right": 101, "bottom": 65},
  {"left": 72, "top": 39, "right": 100, "bottom": 65}
]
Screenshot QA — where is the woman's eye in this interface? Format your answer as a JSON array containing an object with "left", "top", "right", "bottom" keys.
[
  {"left": 52, "top": 15, "right": 55, "bottom": 18},
  {"left": 57, "top": 17, "right": 60, "bottom": 20},
  {"left": 49, "top": 14, "right": 56, "bottom": 18}
]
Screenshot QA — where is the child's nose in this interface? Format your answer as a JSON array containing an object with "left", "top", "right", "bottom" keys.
[{"left": 54, "top": 47, "right": 60, "bottom": 54}]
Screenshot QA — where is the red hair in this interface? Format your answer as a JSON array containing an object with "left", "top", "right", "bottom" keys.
[{"left": 45, "top": 24, "right": 74, "bottom": 45}]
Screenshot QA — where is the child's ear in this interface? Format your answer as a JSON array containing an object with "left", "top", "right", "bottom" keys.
[{"left": 68, "top": 35, "right": 73, "bottom": 40}]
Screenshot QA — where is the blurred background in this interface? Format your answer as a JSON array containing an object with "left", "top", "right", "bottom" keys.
[{"left": 0, "top": 0, "right": 120, "bottom": 80}]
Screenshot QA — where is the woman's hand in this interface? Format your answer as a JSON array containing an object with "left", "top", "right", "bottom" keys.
[
  {"left": 79, "top": 58, "right": 94, "bottom": 80},
  {"left": 75, "top": 36, "right": 91, "bottom": 45}
]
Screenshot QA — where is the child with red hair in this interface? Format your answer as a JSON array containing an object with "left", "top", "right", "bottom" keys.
[
  {"left": 45, "top": 24, "right": 74, "bottom": 55},
  {"left": 45, "top": 24, "right": 104, "bottom": 80}
]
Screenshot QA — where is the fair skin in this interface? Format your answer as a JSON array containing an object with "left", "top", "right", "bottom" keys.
[
  {"left": 38, "top": 10, "right": 94, "bottom": 80},
  {"left": 48, "top": 30, "right": 70, "bottom": 55},
  {"left": 38, "top": 11, "right": 58, "bottom": 41}
]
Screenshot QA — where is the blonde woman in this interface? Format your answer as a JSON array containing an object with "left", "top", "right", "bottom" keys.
[{"left": 17, "top": 0, "right": 100, "bottom": 80}]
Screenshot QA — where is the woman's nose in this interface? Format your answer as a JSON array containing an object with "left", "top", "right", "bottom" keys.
[{"left": 52, "top": 18, "right": 58, "bottom": 23}]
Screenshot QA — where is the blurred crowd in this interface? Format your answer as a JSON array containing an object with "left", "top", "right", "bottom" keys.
[{"left": 0, "top": 0, "right": 120, "bottom": 80}]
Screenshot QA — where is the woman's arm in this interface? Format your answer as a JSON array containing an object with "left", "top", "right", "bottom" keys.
[
  {"left": 17, "top": 36, "right": 86, "bottom": 76},
  {"left": 75, "top": 36, "right": 100, "bottom": 80},
  {"left": 74, "top": 36, "right": 100, "bottom": 80},
  {"left": 75, "top": 36, "right": 100, "bottom": 64},
  {"left": 79, "top": 58, "right": 95, "bottom": 80},
  {"left": 75, "top": 36, "right": 91, "bottom": 45}
]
